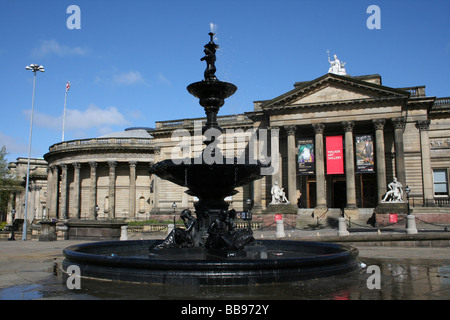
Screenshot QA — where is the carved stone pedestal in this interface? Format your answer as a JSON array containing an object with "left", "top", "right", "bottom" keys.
[
  {"left": 373, "top": 203, "right": 408, "bottom": 227},
  {"left": 39, "top": 220, "right": 57, "bottom": 242},
  {"left": 266, "top": 203, "right": 298, "bottom": 215},
  {"left": 66, "top": 219, "right": 127, "bottom": 240}
]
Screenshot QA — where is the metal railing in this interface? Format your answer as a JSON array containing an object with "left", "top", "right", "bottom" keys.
[
  {"left": 126, "top": 221, "right": 262, "bottom": 233},
  {"left": 410, "top": 197, "right": 450, "bottom": 207}
]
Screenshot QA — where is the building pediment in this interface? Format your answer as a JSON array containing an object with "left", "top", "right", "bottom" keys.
[{"left": 260, "top": 73, "right": 409, "bottom": 111}]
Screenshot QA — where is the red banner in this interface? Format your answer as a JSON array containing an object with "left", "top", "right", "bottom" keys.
[{"left": 326, "top": 136, "right": 344, "bottom": 174}]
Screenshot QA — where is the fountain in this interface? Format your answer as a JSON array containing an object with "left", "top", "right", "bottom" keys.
[
  {"left": 63, "top": 33, "right": 359, "bottom": 286},
  {"left": 148, "top": 32, "right": 264, "bottom": 251}
]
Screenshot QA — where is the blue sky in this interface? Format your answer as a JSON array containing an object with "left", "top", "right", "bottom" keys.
[{"left": 1, "top": 0, "right": 449, "bottom": 162}]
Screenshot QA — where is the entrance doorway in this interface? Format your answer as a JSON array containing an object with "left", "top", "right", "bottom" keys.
[
  {"left": 359, "top": 174, "right": 377, "bottom": 208},
  {"left": 306, "top": 179, "right": 316, "bottom": 208},
  {"left": 331, "top": 178, "right": 346, "bottom": 208}
]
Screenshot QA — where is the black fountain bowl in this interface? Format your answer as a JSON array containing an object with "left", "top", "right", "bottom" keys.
[
  {"left": 62, "top": 240, "right": 360, "bottom": 286},
  {"left": 187, "top": 80, "right": 237, "bottom": 101},
  {"left": 149, "top": 158, "right": 268, "bottom": 199}
]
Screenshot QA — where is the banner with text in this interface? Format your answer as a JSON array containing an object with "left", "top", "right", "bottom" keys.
[
  {"left": 355, "top": 134, "right": 374, "bottom": 173},
  {"left": 326, "top": 135, "right": 344, "bottom": 175},
  {"left": 297, "top": 138, "right": 315, "bottom": 175}
]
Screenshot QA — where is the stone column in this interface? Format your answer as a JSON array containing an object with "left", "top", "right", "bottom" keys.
[
  {"left": 152, "top": 148, "right": 161, "bottom": 211},
  {"left": 285, "top": 125, "right": 297, "bottom": 204},
  {"left": 270, "top": 126, "right": 281, "bottom": 188},
  {"left": 313, "top": 123, "right": 327, "bottom": 213},
  {"left": 46, "top": 166, "right": 53, "bottom": 218},
  {"left": 7, "top": 193, "right": 15, "bottom": 223},
  {"left": 253, "top": 128, "right": 262, "bottom": 211},
  {"left": 35, "top": 185, "right": 42, "bottom": 219},
  {"left": 108, "top": 161, "right": 117, "bottom": 219},
  {"left": 342, "top": 121, "right": 357, "bottom": 212},
  {"left": 416, "top": 120, "right": 434, "bottom": 204},
  {"left": 373, "top": 119, "right": 387, "bottom": 203},
  {"left": 72, "top": 162, "right": 81, "bottom": 219},
  {"left": 392, "top": 117, "right": 407, "bottom": 187},
  {"left": 89, "top": 162, "right": 97, "bottom": 220},
  {"left": 129, "top": 161, "right": 137, "bottom": 218},
  {"left": 60, "top": 164, "right": 68, "bottom": 219},
  {"left": 29, "top": 182, "right": 37, "bottom": 221},
  {"left": 51, "top": 166, "right": 59, "bottom": 219}
]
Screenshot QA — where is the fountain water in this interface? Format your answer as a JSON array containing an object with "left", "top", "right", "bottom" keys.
[{"left": 63, "top": 33, "right": 359, "bottom": 286}]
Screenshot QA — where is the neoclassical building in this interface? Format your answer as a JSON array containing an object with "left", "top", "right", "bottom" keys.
[
  {"left": 41, "top": 128, "right": 155, "bottom": 220},
  {"left": 7, "top": 158, "right": 48, "bottom": 223},
  {"left": 7, "top": 72, "right": 450, "bottom": 225}
]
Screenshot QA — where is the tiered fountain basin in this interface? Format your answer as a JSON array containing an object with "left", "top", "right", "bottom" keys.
[{"left": 62, "top": 239, "right": 359, "bottom": 286}]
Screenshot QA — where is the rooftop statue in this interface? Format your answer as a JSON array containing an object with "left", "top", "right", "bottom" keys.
[{"left": 327, "top": 51, "right": 347, "bottom": 75}]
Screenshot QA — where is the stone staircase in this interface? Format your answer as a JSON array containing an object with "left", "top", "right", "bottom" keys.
[{"left": 296, "top": 208, "right": 375, "bottom": 229}]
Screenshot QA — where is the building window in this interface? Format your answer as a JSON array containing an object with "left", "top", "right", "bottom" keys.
[{"left": 433, "top": 169, "right": 449, "bottom": 196}]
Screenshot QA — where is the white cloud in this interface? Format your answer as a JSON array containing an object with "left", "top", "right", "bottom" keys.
[
  {"left": 112, "top": 71, "right": 145, "bottom": 86},
  {"left": 95, "top": 70, "right": 146, "bottom": 86},
  {"left": 66, "top": 105, "right": 130, "bottom": 129},
  {"left": 157, "top": 72, "right": 172, "bottom": 86},
  {"left": 0, "top": 131, "right": 28, "bottom": 155},
  {"left": 31, "top": 39, "right": 88, "bottom": 58},
  {"left": 25, "top": 104, "right": 131, "bottom": 134}
]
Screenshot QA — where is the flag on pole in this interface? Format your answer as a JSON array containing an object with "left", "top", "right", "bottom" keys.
[{"left": 62, "top": 81, "right": 70, "bottom": 142}]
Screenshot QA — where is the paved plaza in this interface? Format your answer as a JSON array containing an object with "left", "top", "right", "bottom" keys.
[{"left": 0, "top": 226, "right": 449, "bottom": 300}]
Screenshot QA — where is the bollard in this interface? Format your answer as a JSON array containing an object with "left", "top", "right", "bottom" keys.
[
  {"left": 406, "top": 215, "right": 418, "bottom": 234},
  {"left": 120, "top": 225, "right": 128, "bottom": 241},
  {"left": 276, "top": 219, "right": 285, "bottom": 238},
  {"left": 338, "top": 217, "right": 349, "bottom": 236},
  {"left": 167, "top": 223, "right": 175, "bottom": 235}
]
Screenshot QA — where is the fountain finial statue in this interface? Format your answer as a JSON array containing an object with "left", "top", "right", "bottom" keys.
[{"left": 201, "top": 32, "right": 219, "bottom": 81}]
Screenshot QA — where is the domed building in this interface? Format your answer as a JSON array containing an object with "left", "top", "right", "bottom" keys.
[{"left": 43, "top": 127, "right": 156, "bottom": 220}]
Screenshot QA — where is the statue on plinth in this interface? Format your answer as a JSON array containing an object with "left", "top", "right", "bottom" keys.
[
  {"left": 270, "top": 181, "right": 289, "bottom": 204},
  {"left": 382, "top": 177, "right": 404, "bottom": 203},
  {"left": 327, "top": 51, "right": 347, "bottom": 75}
]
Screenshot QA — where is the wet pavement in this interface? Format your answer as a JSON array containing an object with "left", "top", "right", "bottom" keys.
[{"left": 0, "top": 229, "right": 449, "bottom": 300}]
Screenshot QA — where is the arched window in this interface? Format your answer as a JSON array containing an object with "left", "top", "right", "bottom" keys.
[
  {"left": 139, "top": 196, "right": 145, "bottom": 213},
  {"left": 104, "top": 196, "right": 109, "bottom": 213}
]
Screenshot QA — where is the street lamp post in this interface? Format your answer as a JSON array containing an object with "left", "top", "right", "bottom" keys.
[
  {"left": 245, "top": 198, "right": 253, "bottom": 228},
  {"left": 172, "top": 202, "right": 177, "bottom": 226},
  {"left": 23, "top": 64, "right": 44, "bottom": 241},
  {"left": 405, "top": 186, "right": 411, "bottom": 215},
  {"left": 94, "top": 205, "right": 100, "bottom": 220}
]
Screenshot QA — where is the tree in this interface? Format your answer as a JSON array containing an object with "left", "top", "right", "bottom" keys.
[{"left": 0, "top": 146, "right": 22, "bottom": 220}]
